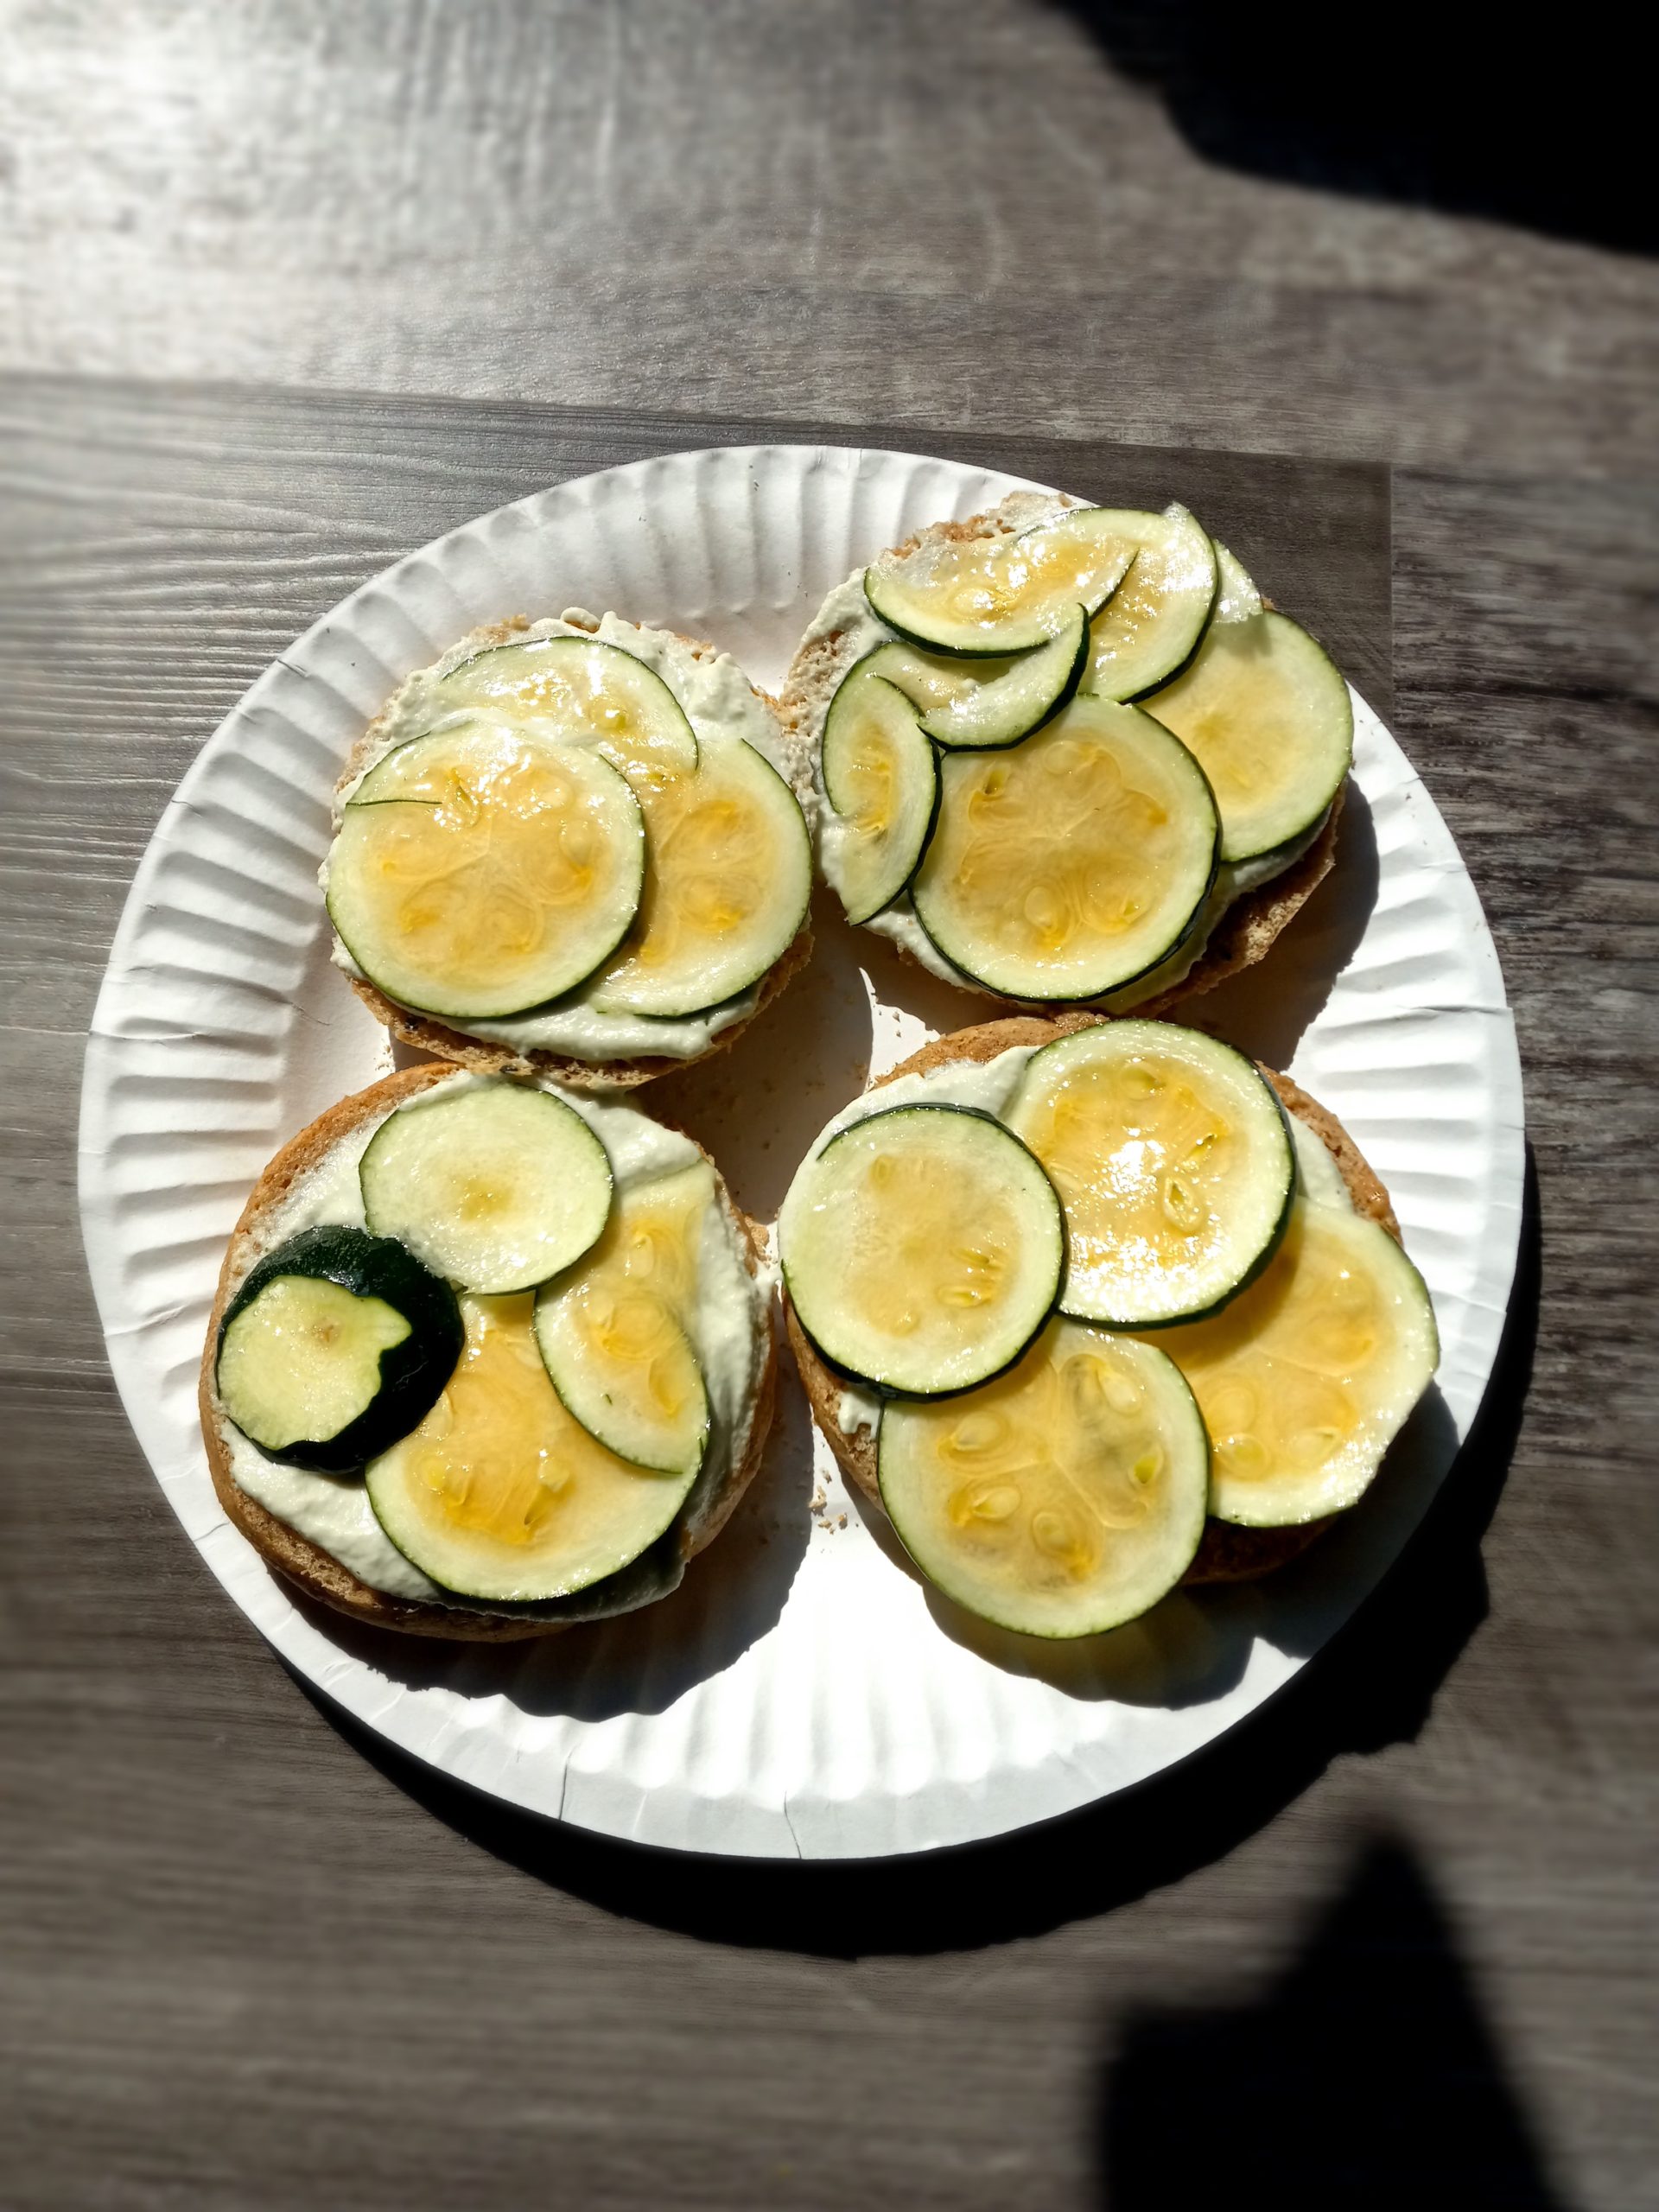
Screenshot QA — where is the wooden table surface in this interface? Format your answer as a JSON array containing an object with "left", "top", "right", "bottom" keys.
[{"left": 2, "top": 7, "right": 1656, "bottom": 2209}]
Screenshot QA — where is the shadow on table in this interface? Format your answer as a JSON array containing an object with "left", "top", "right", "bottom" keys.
[
  {"left": 1048, "top": 0, "right": 1656, "bottom": 257},
  {"left": 1096, "top": 1833, "right": 1570, "bottom": 2208},
  {"left": 303, "top": 1151, "right": 1541, "bottom": 1956}
]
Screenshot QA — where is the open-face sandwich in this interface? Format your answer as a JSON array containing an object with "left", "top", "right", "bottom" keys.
[
  {"left": 324, "top": 612, "right": 815, "bottom": 1088},
  {"left": 200, "top": 1065, "right": 776, "bottom": 1639},
  {"left": 779, "top": 1016, "right": 1438, "bottom": 1636},
  {"left": 779, "top": 496, "right": 1351, "bottom": 1014}
]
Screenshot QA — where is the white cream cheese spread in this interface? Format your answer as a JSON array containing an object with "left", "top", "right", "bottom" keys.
[{"left": 223, "top": 1071, "right": 768, "bottom": 1605}]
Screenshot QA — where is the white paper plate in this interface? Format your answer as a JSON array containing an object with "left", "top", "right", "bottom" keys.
[{"left": 79, "top": 445, "right": 1524, "bottom": 1859}]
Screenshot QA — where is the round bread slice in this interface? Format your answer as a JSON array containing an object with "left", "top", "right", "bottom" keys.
[
  {"left": 200, "top": 1063, "right": 778, "bottom": 1640},
  {"left": 779, "top": 499, "right": 1341, "bottom": 1018},
  {"left": 782, "top": 1015, "right": 1400, "bottom": 1591},
  {"left": 337, "top": 617, "right": 814, "bottom": 1091}
]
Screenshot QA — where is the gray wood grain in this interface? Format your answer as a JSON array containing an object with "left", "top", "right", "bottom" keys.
[
  {"left": 2, "top": 0, "right": 1657, "bottom": 477},
  {"left": 0, "top": 372, "right": 1654, "bottom": 2212}
]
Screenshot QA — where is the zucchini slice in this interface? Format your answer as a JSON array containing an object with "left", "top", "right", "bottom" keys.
[
  {"left": 534, "top": 1163, "right": 714, "bottom": 1477},
  {"left": 779, "top": 1104, "right": 1063, "bottom": 1396},
  {"left": 1146, "top": 1200, "right": 1439, "bottom": 1526},
  {"left": 216, "top": 1225, "right": 462, "bottom": 1473},
  {"left": 328, "top": 720, "right": 645, "bottom": 1020},
  {"left": 864, "top": 510, "right": 1135, "bottom": 657},
  {"left": 879, "top": 1319, "right": 1210, "bottom": 1637},
  {"left": 365, "top": 1292, "right": 698, "bottom": 1600},
  {"left": 1079, "top": 505, "right": 1218, "bottom": 701},
  {"left": 860, "top": 639, "right": 1023, "bottom": 715},
  {"left": 820, "top": 664, "right": 938, "bottom": 925},
  {"left": 917, "top": 605, "right": 1089, "bottom": 749},
  {"left": 586, "top": 734, "right": 812, "bottom": 1018},
  {"left": 1142, "top": 609, "right": 1353, "bottom": 864},
  {"left": 861, "top": 630, "right": 1092, "bottom": 748},
  {"left": 359, "top": 1081, "right": 613, "bottom": 1295},
  {"left": 430, "top": 634, "right": 699, "bottom": 785},
  {"left": 1211, "top": 542, "right": 1262, "bottom": 626},
  {"left": 910, "top": 695, "right": 1218, "bottom": 1003},
  {"left": 1005, "top": 1020, "right": 1294, "bottom": 1326}
]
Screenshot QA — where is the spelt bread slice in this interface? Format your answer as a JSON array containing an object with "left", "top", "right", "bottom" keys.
[
  {"left": 334, "top": 616, "right": 814, "bottom": 1090},
  {"left": 778, "top": 499, "right": 1341, "bottom": 1017},
  {"left": 200, "top": 1062, "right": 777, "bottom": 1640},
  {"left": 781, "top": 1015, "right": 1400, "bottom": 1591}
]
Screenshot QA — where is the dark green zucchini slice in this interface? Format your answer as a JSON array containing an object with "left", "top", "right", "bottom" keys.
[{"left": 215, "top": 1225, "right": 462, "bottom": 1473}]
